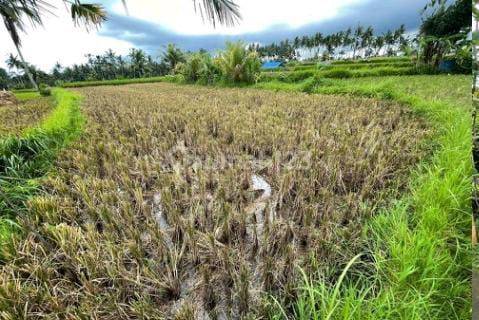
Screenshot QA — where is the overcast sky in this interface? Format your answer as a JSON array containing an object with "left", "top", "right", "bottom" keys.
[{"left": 0, "top": 0, "right": 429, "bottom": 72}]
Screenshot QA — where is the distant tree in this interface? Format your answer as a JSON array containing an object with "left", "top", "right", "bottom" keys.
[
  {"left": 373, "top": 35, "right": 385, "bottom": 56},
  {"left": 162, "top": 44, "right": 186, "bottom": 71},
  {"left": 419, "top": 0, "right": 471, "bottom": 66},
  {"left": 52, "top": 62, "right": 63, "bottom": 81},
  {"left": 383, "top": 30, "right": 395, "bottom": 56},
  {"left": 0, "top": 67, "right": 9, "bottom": 89},
  {"left": 352, "top": 25, "right": 364, "bottom": 59},
  {"left": 1, "top": 0, "right": 107, "bottom": 90},
  {"left": 1, "top": 0, "right": 241, "bottom": 89},
  {"left": 360, "top": 26, "right": 374, "bottom": 57},
  {"left": 217, "top": 41, "right": 261, "bottom": 83},
  {"left": 129, "top": 48, "right": 148, "bottom": 78}
]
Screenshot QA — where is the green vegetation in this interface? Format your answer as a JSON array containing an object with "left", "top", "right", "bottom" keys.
[
  {"left": 13, "top": 90, "right": 40, "bottom": 101},
  {"left": 0, "top": 89, "right": 84, "bottom": 257},
  {"left": 216, "top": 42, "right": 261, "bottom": 84},
  {"left": 331, "top": 56, "right": 412, "bottom": 65},
  {"left": 38, "top": 83, "right": 52, "bottom": 96},
  {"left": 61, "top": 75, "right": 177, "bottom": 88},
  {"left": 261, "top": 65, "right": 439, "bottom": 83}
]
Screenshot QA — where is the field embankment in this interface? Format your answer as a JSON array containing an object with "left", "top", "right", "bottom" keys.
[{"left": 0, "top": 89, "right": 83, "bottom": 254}]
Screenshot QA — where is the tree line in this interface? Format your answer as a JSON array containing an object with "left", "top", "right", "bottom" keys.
[
  {"left": 251, "top": 25, "right": 409, "bottom": 60},
  {"left": 0, "top": 44, "right": 202, "bottom": 89}
]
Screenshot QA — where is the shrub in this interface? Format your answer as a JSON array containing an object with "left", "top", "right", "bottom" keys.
[
  {"left": 38, "top": 84, "right": 51, "bottom": 96},
  {"left": 453, "top": 45, "right": 472, "bottom": 74},
  {"left": 180, "top": 53, "right": 221, "bottom": 84},
  {"left": 217, "top": 41, "right": 261, "bottom": 84}
]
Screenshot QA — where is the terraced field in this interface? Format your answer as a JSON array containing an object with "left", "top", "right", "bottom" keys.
[
  {"left": 0, "top": 96, "right": 53, "bottom": 136},
  {"left": 0, "top": 83, "right": 429, "bottom": 318}
]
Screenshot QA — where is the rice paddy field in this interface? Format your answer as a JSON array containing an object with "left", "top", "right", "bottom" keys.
[
  {"left": 0, "top": 96, "right": 53, "bottom": 136},
  {"left": 0, "top": 58, "right": 472, "bottom": 319}
]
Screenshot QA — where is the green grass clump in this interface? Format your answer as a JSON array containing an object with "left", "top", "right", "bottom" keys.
[
  {"left": 318, "top": 61, "right": 414, "bottom": 71},
  {"left": 0, "top": 88, "right": 84, "bottom": 257},
  {"left": 318, "top": 66, "right": 438, "bottom": 79},
  {"left": 261, "top": 70, "right": 317, "bottom": 83},
  {"left": 14, "top": 91, "right": 40, "bottom": 101},
  {"left": 261, "top": 66, "right": 439, "bottom": 82}
]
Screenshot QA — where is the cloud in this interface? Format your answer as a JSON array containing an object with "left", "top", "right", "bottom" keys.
[
  {"left": 100, "top": 0, "right": 428, "bottom": 55},
  {"left": 106, "top": 0, "right": 366, "bottom": 35},
  {"left": 0, "top": 0, "right": 132, "bottom": 71},
  {"left": 0, "top": 0, "right": 429, "bottom": 71}
]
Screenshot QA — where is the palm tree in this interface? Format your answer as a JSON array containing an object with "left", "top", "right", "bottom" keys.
[
  {"left": 384, "top": 30, "right": 395, "bottom": 56},
  {"left": 129, "top": 48, "right": 147, "bottom": 78},
  {"left": 360, "top": 26, "right": 374, "bottom": 58},
  {"left": 352, "top": 25, "right": 364, "bottom": 59},
  {"left": 1, "top": 0, "right": 43, "bottom": 89},
  {"left": 1, "top": 0, "right": 106, "bottom": 89},
  {"left": 1, "top": 0, "right": 241, "bottom": 90},
  {"left": 373, "top": 35, "right": 385, "bottom": 56},
  {"left": 162, "top": 44, "right": 186, "bottom": 71}
]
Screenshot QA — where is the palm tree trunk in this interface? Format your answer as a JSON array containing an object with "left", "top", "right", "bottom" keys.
[
  {"left": 122, "top": 0, "right": 130, "bottom": 15},
  {"left": 14, "top": 44, "right": 38, "bottom": 91}
]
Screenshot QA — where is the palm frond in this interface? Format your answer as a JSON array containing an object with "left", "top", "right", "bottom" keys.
[
  {"left": 70, "top": 2, "right": 107, "bottom": 29},
  {"left": 193, "top": 0, "right": 241, "bottom": 27}
]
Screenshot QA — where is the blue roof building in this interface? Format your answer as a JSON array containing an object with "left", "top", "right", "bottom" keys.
[{"left": 261, "top": 60, "right": 284, "bottom": 70}]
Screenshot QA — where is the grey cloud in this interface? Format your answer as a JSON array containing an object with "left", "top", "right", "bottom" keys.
[{"left": 99, "top": 0, "right": 429, "bottom": 55}]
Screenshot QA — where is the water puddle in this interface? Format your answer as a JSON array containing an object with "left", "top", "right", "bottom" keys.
[{"left": 152, "top": 192, "right": 174, "bottom": 250}]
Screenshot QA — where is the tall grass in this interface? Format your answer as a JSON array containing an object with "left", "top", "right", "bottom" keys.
[{"left": 0, "top": 89, "right": 84, "bottom": 257}]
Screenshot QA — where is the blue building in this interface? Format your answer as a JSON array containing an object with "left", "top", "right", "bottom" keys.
[{"left": 261, "top": 60, "right": 284, "bottom": 70}]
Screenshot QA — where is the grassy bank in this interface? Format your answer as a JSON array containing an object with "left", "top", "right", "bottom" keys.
[
  {"left": 261, "top": 66, "right": 440, "bottom": 83},
  {"left": 61, "top": 75, "right": 180, "bottom": 88},
  {"left": 257, "top": 76, "right": 471, "bottom": 319},
  {"left": 0, "top": 89, "right": 84, "bottom": 257}
]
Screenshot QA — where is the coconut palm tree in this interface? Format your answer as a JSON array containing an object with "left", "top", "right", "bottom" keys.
[
  {"left": 1, "top": 0, "right": 241, "bottom": 90},
  {"left": 1, "top": 0, "right": 43, "bottom": 89},
  {"left": 352, "top": 25, "right": 364, "bottom": 59},
  {"left": 162, "top": 44, "right": 186, "bottom": 71},
  {"left": 360, "top": 26, "right": 374, "bottom": 58},
  {"left": 373, "top": 35, "right": 385, "bottom": 56},
  {"left": 1, "top": 0, "right": 107, "bottom": 89}
]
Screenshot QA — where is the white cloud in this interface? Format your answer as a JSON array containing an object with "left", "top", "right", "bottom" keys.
[
  {"left": 113, "top": 0, "right": 364, "bottom": 35},
  {"left": 0, "top": 0, "right": 132, "bottom": 71}
]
